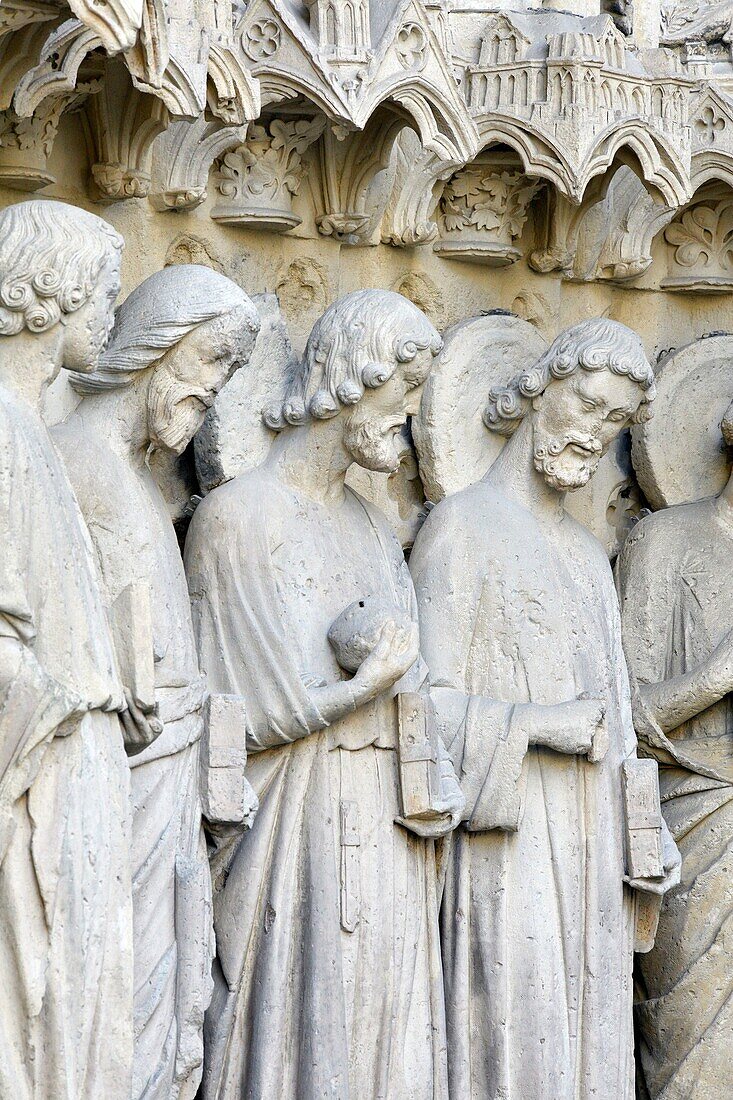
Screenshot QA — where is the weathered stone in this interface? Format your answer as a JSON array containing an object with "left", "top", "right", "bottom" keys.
[
  {"left": 1, "top": 0, "right": 733, "bottom": 1095},
  {"left": 411, "top": 317, "right": 680, "bottom": 1100},
  {"left": 53, "top": 262, "right": 260, "bottom": 1100}
]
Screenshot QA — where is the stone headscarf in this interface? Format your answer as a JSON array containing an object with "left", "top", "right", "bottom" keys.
[{"left": 70, "top": 264, "right": 258, "bottom": 394}]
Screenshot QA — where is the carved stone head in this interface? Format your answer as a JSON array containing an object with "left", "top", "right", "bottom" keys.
[
  {"left": 264, "top": 289, "right": 442, "bottom": 473},
  {"left": 0, "top": 199, "right": 123, "bottom": 372},
  {"left": 70, "top": 264, "right": 260, "bottom": 455},
  {"left": 484, "top": 318, "right": 655, "bottom": 492}
]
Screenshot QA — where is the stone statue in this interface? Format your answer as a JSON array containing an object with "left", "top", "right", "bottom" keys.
[
  {"left": 52, "top": 265, "right": 261, "bottom": 1100},
  {"left": 184, "top": 289, "right": 464, "bottom": 1100},
  {"left": 0, "top": 199, "right": 134, "bottom": 1098},
  {"left": 409, "top": 318, "right": 682, "bottom": 1100},
  {"left": 617, "top": 400, "right": 733, "bottom": 1100}
]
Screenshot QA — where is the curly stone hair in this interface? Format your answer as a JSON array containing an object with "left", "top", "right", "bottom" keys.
[
  {"left": 0, "top": 200, "right": 123, "bottom": 336},
  {"left": 263, "top": 289, "right": 442, "bottom": 430},
  {"left": 483, "top": 317, "right": 656, "bottom": 436}
]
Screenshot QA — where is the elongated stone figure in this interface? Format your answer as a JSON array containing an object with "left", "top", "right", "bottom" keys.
[
  {"left": 185, "top": 289, "right": 464, "bottom": 1100},
  {"left": 618, "top": 401, "right": 733, "bottom": 1100},
  {"left": 0, "top": 199, "right": 134, "bottom": 1099},
  {"left": 53, "top": 265, "right": 261, "bottom": 1100},
  {"left": 410, "top": 319, "right": 682, "bottom": 1100}
]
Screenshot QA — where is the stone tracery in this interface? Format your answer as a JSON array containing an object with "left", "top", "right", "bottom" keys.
[{"left": 1, "top": 2, "right": 733, "bottom": 1099}]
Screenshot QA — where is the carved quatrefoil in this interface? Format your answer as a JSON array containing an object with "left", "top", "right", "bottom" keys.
[
  {"left": 396, "top": 24, "right": 427, "bottom": 70},
  {"left": 243, "top": 19, "right": 281, "bottom": 62}
]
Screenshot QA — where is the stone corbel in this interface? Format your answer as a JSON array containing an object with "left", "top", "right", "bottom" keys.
[
  {"left": 381, "top": 135, "right": 458, "bottom": 247},
  {"left": 315, "top": 114, "right": 406, "bottom": 246},
  {"left": 530, "top": 167, "right": 675, "bottom": 283},
  {"left": 149, "top": 114, "right": 247, "bottom": 211},
  {"left": 0, "top": 81, "right": 99, "bottom": 191},
  {"left": 211, "top": 114, "right": 325, "bottom": 231},
  {"left": 662, "top": 182, "right": 733, "bottom": 293},
  {"left": 433, "top": 152, "right": 542, "bottom": 267},
  {"left": 84, "top": 57, "right": 169, "bottom": 201}
]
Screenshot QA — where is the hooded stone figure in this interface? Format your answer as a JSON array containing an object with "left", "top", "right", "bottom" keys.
[
  {"left": 410, "top": 318, "right": 681, "bottom": 1100},
  {"left": 53, "top": 263, "right": 261, "bottom": 1100},
  {"left": 184, "top": 289, "right": 464, "bottom": 1100},
  {"left": 0, "top": 199, "right": 134, "bottom": 1100}
]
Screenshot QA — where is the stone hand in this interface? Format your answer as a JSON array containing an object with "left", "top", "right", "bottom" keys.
[
  {"left": 533, "top": 697, "right": 606, "bottom": 760},
  {"left": 120, "top": 688, "right": 164, "bottom": 757},
  {"left": 352, "top": 621, "right": 419, "bottom": 700},
  {"left": 625, "top": 817, "right": 682, "bottom": 896}
]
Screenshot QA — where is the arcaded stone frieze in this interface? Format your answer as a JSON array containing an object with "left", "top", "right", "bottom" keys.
[{"left": 3, "top": 0, "right": 733, "bottom": 276}]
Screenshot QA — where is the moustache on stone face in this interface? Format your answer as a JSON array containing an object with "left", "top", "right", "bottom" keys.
[
  {"left": 534, "top": 432, "right": 603, "bottom": 461},
  {"left": 147, "top": 375, "right": 208, "bottom": 454}
]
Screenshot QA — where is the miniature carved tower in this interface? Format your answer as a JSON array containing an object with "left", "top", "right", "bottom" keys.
[{"left": 304, "top": 0, "right": 371, "bottom": 62}]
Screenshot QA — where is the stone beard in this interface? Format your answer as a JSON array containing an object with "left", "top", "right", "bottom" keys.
[
  {"left": 183, "top": 287, "right": 458, "bottom": 1100},
  {"left": 409, "top": 323, "right": 672, "bottom": 1100},
  {"left": 51, "top": 264, "right": 259, "bottom": 1100}
]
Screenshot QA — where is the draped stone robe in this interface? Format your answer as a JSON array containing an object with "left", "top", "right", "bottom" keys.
[
  {"left": 410, "top": 480, "right": 639, "bottom": 1100},
  {"left": 618, "top": 500, "right": 733, "bottom": 1100},
  {"left": 184, "top": 469, "right": 448, "bottom": 1100},
  {"left": 53, "top": 413, "right": 213, "bottom": 1100},
  {"left": 0, "top": 384, "right": 133, "bottom": 1100}
]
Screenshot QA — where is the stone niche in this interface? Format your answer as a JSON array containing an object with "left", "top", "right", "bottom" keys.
[{"left": 1, "top": 0, "right": 733, "bottom": 1099}]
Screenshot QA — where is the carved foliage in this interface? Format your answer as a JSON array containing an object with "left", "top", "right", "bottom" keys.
[
  {"left": 0, "top": 101, "right": 59, "bottom": 157},
  {"left": 0, "top": 90, "right": 92, "bottom": 191},
  {"left": 441, "top": 163, "right": 539, "bottom": 238},
  {"left": 661, "top": 1, "right": 733, "bottom": 46},
  {"left": 661, "top": 183, "right": 733, "bottom": 290},
  {"left": 665, "top": 194, "right": 733, "bottom": 274},
  {"left": 435, "top": 155, "right": 541, "bottom": 266},
  {"left": 212, "top": 116, "right": 325, "bottom": 229}
]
